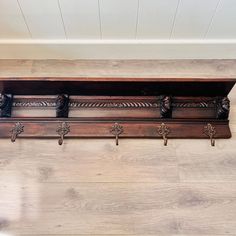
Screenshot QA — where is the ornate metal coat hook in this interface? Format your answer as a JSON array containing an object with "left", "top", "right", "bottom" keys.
[
  {"left": 110, "top": 122, "right": 123, "bottom": 146},
  {"left": 157, "top": 123, "right": 170, "bottom": 146},
  {"left": 56, "top": 122, "right": 70, "bottom": 145},
  {"left": 10, "top": 122, "right": 24, "bottom": 142},
  {"left": 204, "top": 123, "right": 216, "bottom": 146}
]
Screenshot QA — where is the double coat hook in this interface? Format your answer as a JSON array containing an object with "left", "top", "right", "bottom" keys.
[
  {"left": 157, "top": 123, "right": 170, "bottom": 146},
  {"left": 10, "top": 122, "right": 24, "bottom": 142},
  {"left": 204, "top": 123, "right": 216, "bottom": 146},
  {"left": 110, "top": 123, "right": 123, "bottom": 145},
  {"left": 56, "top": 122, "right": 70, "bottom": 145}
]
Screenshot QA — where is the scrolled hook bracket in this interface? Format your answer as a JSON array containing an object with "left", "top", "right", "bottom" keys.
[
  {"left": 110, "top": 122, "right": 123, "bottom": 146},
  {"left": 204, "top": 123, "right": 216, "bottom": 146},
  {"left": 157, "top": 123, "right": 170, "bottom": 146},
  {"left": 10, "top": 122, "right": 24, "bottom": 142},
  {"left": 56, "top": 122, "right": 70, "bottom": 145}
]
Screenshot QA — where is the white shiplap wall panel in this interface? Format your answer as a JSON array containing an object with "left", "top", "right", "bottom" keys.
[
  {"left": 0, "top": 0, "right": 30, "bottom": 38},
  {"left": 100, "top": 0, "right": 138, "bottom": 39},
  {"left": 59, "top": 0, "right": 100, "bottom": 39},
  {"left": 18, "top": 0, "right": 65, "bottom": 39},
  {"left": 171, "top": 0, "right": 220, "bottom": 39},
  {"left": 207, "top": 0, "right": 236, "bottom": 39},
  {"left": 137, "top": 0, "right": 179, "bottom": 39}
]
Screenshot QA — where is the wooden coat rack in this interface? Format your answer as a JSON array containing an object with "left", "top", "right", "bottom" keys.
[{"left": 0, "top": 60, "right": 235, "bottom": 146}]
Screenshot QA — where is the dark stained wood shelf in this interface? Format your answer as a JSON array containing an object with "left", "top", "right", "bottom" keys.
[{"left": 0, "top": 60, "right": 236, "bottom": 146}]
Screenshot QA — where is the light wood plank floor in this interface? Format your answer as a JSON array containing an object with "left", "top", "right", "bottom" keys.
[{"left": 0, "top": 87, "right": 236, "bottom": 236}]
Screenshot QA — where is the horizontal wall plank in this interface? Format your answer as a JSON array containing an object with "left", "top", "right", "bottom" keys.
[
  {"left": 0, "top": 139, "right": 178, "bottom": 183},
  {"left": 98, "top": 0, "right": 138, "bottom": 39},
  {"left": 207, "top": 0, "right": 236, "bottom": 39},
  {"left": 171, "top": 0, "right": 219, "bottom": 39},
  {"left": 1, "top": 183, "right": 236, "bottom": 234},
  {"left": 0, "top": 0, "right": 30, "bottom": 38},
  {"left": 137, "top": 0, "right": 179, "bottom": 39},
  {"left": 59, "top": 0, "right": 100, "bottom": 39},
  {"left": 18, "top": 0, "right": 65, "bottom": 38},
  {"left": 1, "top": 58, "right": 236, "bottom": 79},
  {"left": 175, "top": 138, "right": 236, "bottom": 182}
]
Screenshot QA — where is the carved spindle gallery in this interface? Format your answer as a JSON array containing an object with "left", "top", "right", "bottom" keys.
[
  {"left": 0, "top": 94, "right": 13, "bottom": 117},
  {"left": 56, "top": 94, "right": 69, "bottom": 118}
]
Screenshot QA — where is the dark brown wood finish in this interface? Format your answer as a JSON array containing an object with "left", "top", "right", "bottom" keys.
[{"left": 0, "top": 61, "right": 235, "bottom": 145}]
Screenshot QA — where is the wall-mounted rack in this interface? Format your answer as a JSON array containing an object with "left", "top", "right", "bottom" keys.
[{"left": 0, "top": 60, "right": 235, "bottom": 146}]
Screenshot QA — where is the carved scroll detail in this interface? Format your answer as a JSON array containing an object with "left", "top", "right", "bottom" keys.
[
  {"left": 160, "top": 95, "right": 172, "bottom": 118},
  {"left": 56, "top": 94, "right": 69, "bottom": 118},
  {"left": 216, "top": 97, "right": 230, "bottom": 119},
  {"left": 0, "top": 94, "right": 13, "bottom": 117}
]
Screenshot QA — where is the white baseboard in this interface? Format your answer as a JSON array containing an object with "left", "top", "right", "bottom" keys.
[{"left": 0, "top": 39, "right": 236, "bottom": 59}]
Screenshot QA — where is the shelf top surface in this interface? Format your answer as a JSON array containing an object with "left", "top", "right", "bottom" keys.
[{"left": 0, "top": 59, "right": 236, "bottom": 82}]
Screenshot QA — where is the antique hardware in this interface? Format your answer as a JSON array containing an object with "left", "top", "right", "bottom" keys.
[
  {"left": 110, "top": 123, "right": 124, "bottom": 146},
  {"left": 56, "top": 122, "right": 70, "bottom": 145},
  {"left": 10, "top": 122, "right": 24, "bottom": 142},
  {"left": 157, "top": 123, "right": 170, "bottom": 146},
  {"left": 204, "top": 123, "right": 216, "bottom": 146}
]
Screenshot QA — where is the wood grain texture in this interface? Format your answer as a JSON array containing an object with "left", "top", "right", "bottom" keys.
[
  {"left": 0, "top": 135, "right": 236, "bottom": 235},
  {"left": 1, "top": 59, "right": 236, "bottom": 79},
  {"left": 0, "top": 59, "right": 236, "bottom": 235},
  {"left": 1, "top": 182, "right": 236, "bottom": 234},
  {"left": 0, "top": 139, "right": 179, "bottom": 183}
]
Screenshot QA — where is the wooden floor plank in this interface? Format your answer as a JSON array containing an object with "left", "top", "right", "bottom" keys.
[
  {"left": 176, "top": 138, "right": 236, "bottom": 182},
  {"left": 1, "top": 59, "right": 236, "bottom": 79},
  {"left": 0, "top": 139, "right": 179, "bottom": 183},
  {"left": 1, "top": 183, "right": 236, "bottom": 235}
]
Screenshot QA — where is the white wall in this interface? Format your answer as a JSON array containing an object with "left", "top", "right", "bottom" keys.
[{"left": 0, "top": 0, "right": 236, "bottom": 59}]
